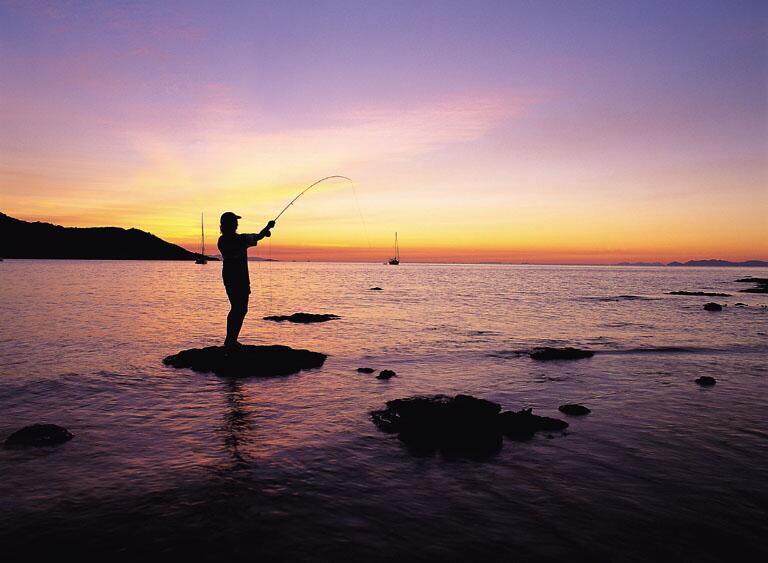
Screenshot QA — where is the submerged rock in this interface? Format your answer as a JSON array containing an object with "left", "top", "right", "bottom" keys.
[
  {"left": 695, "top": 376, "right": 717, "bottom": 386},
  {"left": 356, "top": 367, "right": 375, "bottom": 373},
  {"left": 498, "top": 408, "right": 569, "bottom": 440},
  {"left": 530, "top": 347, "right": 594, "bottom": 361},
  {"left": 377, "top": 369, "right": 397, "bottom": 380},
  {"left": 558, "top": 404, "right": 591, "bottom": 416},
  {"left": 371, "top": 394, "right": 503, "bottom": 456},
  {"left": 4, "top": 424, "right": 73, "bottom": 447},
  {"left": 740, "top": 286, "right": 768, "bottom": 294},
  {"left": 736, "top": 277, "right": 768, "bottom": 294},
  {"left": 370, "top": 395, "right": 568, "bottom": 457},
  {"left": 163, "top": 345, "right": 326, "bottom": 378},
  {"left": 703, "top": 302, "right": 723, "bottom": 311},
  {"left": 263, "top": 312, "right": 340, "bottom": 323},
  {"left": 668, "top": 291, "right": 731, "bottom": 297}
]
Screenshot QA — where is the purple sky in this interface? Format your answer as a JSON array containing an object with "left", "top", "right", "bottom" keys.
[{"left": 1, "top": 0, "right": 766, "bottom": 261}]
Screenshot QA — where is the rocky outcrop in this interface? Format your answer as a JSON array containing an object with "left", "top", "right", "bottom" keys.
[
  {"left": 668, "top": 291, "right": 731, "bottom": 296},
  {"left": 263, "top": 313, "right": 340, "bottom": 323},
  {"left": 4, "top": 424, "right": 74, "bottom": 447},
  {"left": 377, "top": 369, "right": 397, "bottom": 380},
  {"left": 558, "top": 404, "right": 591, "bottom": 416},
  {"left": 530, "top": 347, "right": 594, "bottom": 361},
  {"left": 703, "top": 302, "right": 723, "bottom": 311},
  {"left": 356, "top": 367, "right": 375, "bottom": 373},
  {"left": 371, "top": 395, "right": 568, "bottom": 457},
  {"left": 498, "top": 408, "right": 569, "bottom": 440},
  {"left": 695, "top": 376, "right": 716, "bottom": 386},
  {"left": 163, "top": 345, "right": 326, "bottom": 378},
  {"left": 735, "top": 278, "right": 768, "bottom": 294}
]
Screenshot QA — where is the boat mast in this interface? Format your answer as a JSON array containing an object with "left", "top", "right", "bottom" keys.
[
  {"left": 201, "top": 212, "right": 205, "bottom": 256},
  {"left": 395, "top": 232, "right": 399, "bottom": 261}
]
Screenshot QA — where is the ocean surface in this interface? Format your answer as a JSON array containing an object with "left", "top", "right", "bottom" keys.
[{"left": 1, "top": 261, "right": 767, "bottom": 561}]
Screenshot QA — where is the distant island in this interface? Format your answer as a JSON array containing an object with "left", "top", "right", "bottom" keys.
[
  {"left": 666, "top": 259, "right": 768, "bottom": 267},
  {"left": 0, "top": 212, "right": 217, "bottom": 261},
  {"left": 616, "top": 259, "right": 768, "bottom": 267}
]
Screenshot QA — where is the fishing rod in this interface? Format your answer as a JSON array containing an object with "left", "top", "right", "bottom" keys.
[{"left": 272, "top": 175, "right": 352, "bottom": 223}]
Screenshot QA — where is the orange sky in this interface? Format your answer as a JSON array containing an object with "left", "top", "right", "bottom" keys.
[{"left": 1, "top": 1, "right": 766, "bottom": 263}]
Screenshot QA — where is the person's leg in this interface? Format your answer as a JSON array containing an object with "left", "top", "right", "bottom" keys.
[{"left": 225, "top": 288, "right": 249, "bottom": 347}]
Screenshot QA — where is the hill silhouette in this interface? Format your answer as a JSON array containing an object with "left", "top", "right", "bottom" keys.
[
  {"left": 0, "top": 213, "right": 217, "bottom": 261},
  {"left": 667, "top": 259, "right": 768, "bottom": 267}
]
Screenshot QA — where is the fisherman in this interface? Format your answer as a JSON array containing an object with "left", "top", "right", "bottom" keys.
[{"left": 218, "top": 212, "right": 275, "bottom": 348}]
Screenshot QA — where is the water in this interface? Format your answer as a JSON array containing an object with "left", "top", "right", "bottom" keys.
[{"left": 1, "top": 261, "right": 767, "bottom": 561}]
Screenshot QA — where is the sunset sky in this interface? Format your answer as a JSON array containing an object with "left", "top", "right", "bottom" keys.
[{"left": 1, "top": 0, "right": 766, "bottom": 263}]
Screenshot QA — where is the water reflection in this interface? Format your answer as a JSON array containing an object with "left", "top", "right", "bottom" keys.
[{"left": 220, "top": 378, "right": 252, "bottom": 467}]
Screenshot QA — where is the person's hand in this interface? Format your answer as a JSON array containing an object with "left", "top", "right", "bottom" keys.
[{"left": 267, "top": 220, "right": 276, "bottom": 229}]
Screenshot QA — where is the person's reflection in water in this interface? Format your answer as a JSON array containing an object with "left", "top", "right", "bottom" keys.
[
  {"left": 222, "top": 378, "right": 250, "bottom": 466},
  {"left": 217, "top": 212, "right": 275, "bottom": 349}
]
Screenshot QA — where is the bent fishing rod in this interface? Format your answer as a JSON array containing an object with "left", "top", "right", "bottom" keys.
[{"left": 272, "top": 175, "right": 352, "bottom": 223}]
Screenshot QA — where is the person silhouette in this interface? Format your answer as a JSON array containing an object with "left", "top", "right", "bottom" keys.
[{"left": 217, "top": 212, "right": 275, "bottom": 348}]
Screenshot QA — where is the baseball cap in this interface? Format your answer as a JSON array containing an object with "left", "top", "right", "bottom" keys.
[{"left": 220, "top": 211, "right": 241, "bottom": 223}]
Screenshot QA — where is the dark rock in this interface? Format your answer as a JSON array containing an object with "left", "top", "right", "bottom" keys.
[
  {"left": 370, "top": 395, "right": 567, "bottom": 457},
  {"left": 498, "top": 408, "right": 569, "bottom": 440},
  {"left": 740, "top": 286, "right": 768, "bottom": 294},
  {"left": 263, "top": 312, "right": 340, "bottom": 323},
  {"left": 703, "top": 302, "right": 723, "bottom": 311},
  {"left": 695, "top": 376, "right": 716, "bottom": 386},
  {"left": 736, "top": 278, "right": 768, "bottom": 294},
  {"left": 558, "top": 404, "right": 591, "bottom": 416},
  {"left": 371, "top": 394, "right": 503, "bottom": 457},
  {"left": 163, "top": 345, "right": 326, "bottom": 378},
  {"left": 4, "top": 424, "right": 74, "bottom": 447},
  {"left": 356, "top": 367, "right": 375, "bottom": 373},
  {"left": 530, "top": 347, "right": 594, "bottom": 361},
  {"left": 734, "top": 303, "right": 748, "bottom": 307},
  {"left": 668, "top": 291, "right": 731, "bottom": 297},
  {"left": 377, "top": 369, "right": 397, "bottom": 380},
  {"left": 369, "top": 287, "right": 383, "bottom": 291}
]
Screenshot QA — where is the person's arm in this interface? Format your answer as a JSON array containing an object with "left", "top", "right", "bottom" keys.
[{"left": 243, "top": 220, "right": 276, "bottom": 247}]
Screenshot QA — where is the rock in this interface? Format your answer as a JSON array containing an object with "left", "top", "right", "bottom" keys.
[
  {"left": 163, "top": 345, "right": 326, "bottom": 378},
  {"left": 668, "top": 291, "right": 731, "bottom": 296},
  {"left": 4, "top": 424, "right": 73, "bottom": 447},
  {"left": 530, "top": 347, "right": 594, "bottom": 361},
  {"left": 695, "top": 376, "right": 716, "bottom": 386},
  {"left": 377, "top": 369, "right": 397, "bottom": 380},
  {"left": 370, "top": 395, "right": 568, "bottom": 457},
  {"left": 740, "top": 286, "right": 768, "bottom": 294},
  {"left": 498, "top": 408, "right": 568, "bottom": 440},
  {"left": 371, "top": 394, "right": 502, "bottom": 457},
  {"left": 263, "top": 312, "right": 340, "bottom": 323},
  {"left": 736, "top": 278, "right": 768, "bottom": 294},
  {"left": 558, "top": 404, "right": 591, "bottom": 416},
  {"left": 703, "top": 302, "right": 723, "bottom": 311},
  {"left": 369, "top": 287, "right": 383, "bottom": 291},
  {"left": 734, "top": 303, "right": 748, "bottom": 307},
  {"left": 356, "top": 367, "right": 375, "bottom": 373}
]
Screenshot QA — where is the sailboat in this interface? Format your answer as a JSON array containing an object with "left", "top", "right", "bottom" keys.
[
  {"left": 388, "top": 232, "right": 400, "bottom": 265},
  {"left": 195, "top": 212, "right": 208, "bottom": 264}
]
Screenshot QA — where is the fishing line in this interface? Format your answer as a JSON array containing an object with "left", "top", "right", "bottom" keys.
[
  {"left": 272, "top": 175, "right": 352, "bottom": 223},
  {"left": 350, "top": 180, "right": 373, "bottom": 251}
]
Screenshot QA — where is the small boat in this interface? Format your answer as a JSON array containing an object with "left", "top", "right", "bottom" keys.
[
  {"left": 195, "top": 212, "right": 208, "bottom": 264},
  {"left": 388, "top": 232, "right": 400, "bottom": 265}
]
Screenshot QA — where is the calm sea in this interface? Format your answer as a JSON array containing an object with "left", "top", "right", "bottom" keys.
[{"left": 1, "top": 261, "right": 767, "bottom": 561}]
